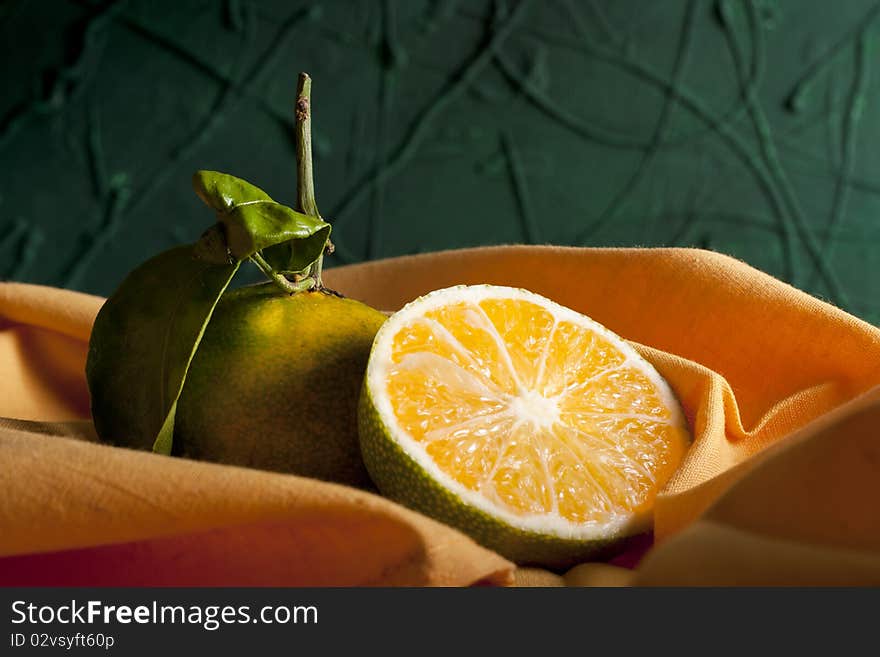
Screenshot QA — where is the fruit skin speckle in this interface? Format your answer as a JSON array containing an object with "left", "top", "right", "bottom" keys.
[
  {"left": 358, "top": 381, "right": 628, "bottom": 570},
  {"left": 174, "top": 283, "right": 386, "bottom": 488}
]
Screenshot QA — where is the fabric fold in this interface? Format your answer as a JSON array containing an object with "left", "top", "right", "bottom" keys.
[
  {"left": 2, "top": 246, "right": 879, "bottom": 585},
  {"left": 0, "top": 426, "right": 513, "bottom": 586}
]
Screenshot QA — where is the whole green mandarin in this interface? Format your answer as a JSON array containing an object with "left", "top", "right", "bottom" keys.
[{"left": 174, "top": 283, "right": 386, "bottom": 488}]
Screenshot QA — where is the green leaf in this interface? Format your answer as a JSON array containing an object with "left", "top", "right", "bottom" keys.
[
  {"left": 262, "top": 223, "right": 331, "bottom": 273},
  {"left": 221, "top": 200, "right": 330, "bottom": 260},
  {"left": 192, "top": 170, "right": 331, "bottom": 264},
  {"left": 192, "top": 170, "right": 272, "bottom": 211},
  {"left": 86, "top": 246, "right": 239, "bottom": 455}
]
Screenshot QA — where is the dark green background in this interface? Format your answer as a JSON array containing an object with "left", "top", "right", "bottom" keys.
[{"left": 2, "top": 0, "right": 878, "bottom": 323}]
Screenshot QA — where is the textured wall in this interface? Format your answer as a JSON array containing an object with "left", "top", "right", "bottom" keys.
[{"left": 1, "top": 0, "right": 878, "bottom": 324}]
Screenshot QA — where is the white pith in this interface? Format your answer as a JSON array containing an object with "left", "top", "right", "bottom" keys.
[{"left": 366, "top": 284, "right": 687, "bottom": 541}]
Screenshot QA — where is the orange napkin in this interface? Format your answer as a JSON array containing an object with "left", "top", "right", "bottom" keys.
[{"left": 2, "top": 245, "right": 879, "bottom": 585}]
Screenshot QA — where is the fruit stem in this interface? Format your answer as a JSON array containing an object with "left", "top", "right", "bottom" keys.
[
  {"left": 295, "top": 72, "right": 329, "bottom": 290},
  {"left": 250, "top": 252, "right": 313, "bottom": 294},
  {"left": 295, "top": 73, "right": 319, "bottom": 218}
]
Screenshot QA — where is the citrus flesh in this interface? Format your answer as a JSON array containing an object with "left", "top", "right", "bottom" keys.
[
  {"left": 359, "top": 285, "right": 690, "bottom": 566},
  {"left": 175, "top": 283, "right": 386, "bottom": 488}
]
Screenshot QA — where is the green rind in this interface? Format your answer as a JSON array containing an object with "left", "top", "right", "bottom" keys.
[
  {"left": 358, "top": 382, "right": 638, "bottom": 570},
  {"left": 174, "top": 285, "right": 386, "bottom": 489}
]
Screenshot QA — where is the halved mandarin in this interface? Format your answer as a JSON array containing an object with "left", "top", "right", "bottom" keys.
[{"left": 358, "top": 285, "right": 690, "bottom": 567}]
